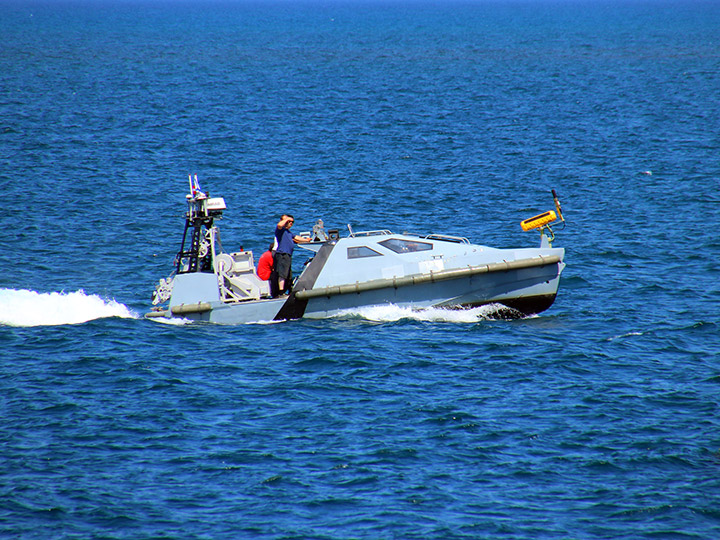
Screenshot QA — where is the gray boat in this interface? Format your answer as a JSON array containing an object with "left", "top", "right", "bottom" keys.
[{"left": 146, "top": 177, "right": 566, "bottom": 323}]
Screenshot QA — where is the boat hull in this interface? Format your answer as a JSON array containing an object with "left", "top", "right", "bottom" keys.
[
  {"left": 300, "top": 259, "right": 564, "bottom": 319},
  {"left": 147, "top": 253, "right": 564, "bottom": 323},
  {"left": 147, "top": 297, "right": 287, "bottom": 324}
]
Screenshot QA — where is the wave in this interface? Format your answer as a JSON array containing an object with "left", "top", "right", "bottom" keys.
[
  {"left": 607, "top": 331, "right": 645, "bottom": 342},
  {"left": 0, "top": 288, "right": 137, "bottom": 327},
  {"left": 330, "top": 303, "right": 525, "bottom": 323}
]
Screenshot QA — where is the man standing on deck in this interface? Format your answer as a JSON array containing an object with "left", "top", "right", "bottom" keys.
[{"left": 274, "top": 214, "right": 311, "bottom": 296}]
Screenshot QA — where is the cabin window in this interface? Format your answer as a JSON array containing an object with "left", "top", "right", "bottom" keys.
[
  {"left": 379, "top": 238, "right": 433, "bottom": 254},
  {"left": 347, "top": 246, "right": 383, "bottom": 259}
]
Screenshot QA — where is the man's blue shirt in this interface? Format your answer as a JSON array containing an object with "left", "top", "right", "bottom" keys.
[{"left": 275, "top": 227, "right": 295, "bottom": 254}]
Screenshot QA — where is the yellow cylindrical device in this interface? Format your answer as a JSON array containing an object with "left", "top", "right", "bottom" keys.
[{"left": 521, "top": 210, "right": 557, "bottom": 232}]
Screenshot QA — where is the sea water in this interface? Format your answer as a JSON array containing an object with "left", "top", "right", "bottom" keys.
[{"left": 1, "top": 1, "right": 719, "bottom": 538}]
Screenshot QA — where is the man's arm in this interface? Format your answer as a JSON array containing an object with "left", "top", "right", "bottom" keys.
[{"left": 293, "top": 235, "right": 312, "bottom": 244}]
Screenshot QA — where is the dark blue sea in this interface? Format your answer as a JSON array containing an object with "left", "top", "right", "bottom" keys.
[{"left": 2, "top": 0, "right": 719, "bottom": 538}]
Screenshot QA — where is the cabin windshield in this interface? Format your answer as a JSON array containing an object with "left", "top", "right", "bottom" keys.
[
  {"left": 347, "top": 246, "right": 383, "bottom": 259},
  {"left": 379, "top": 238, "right": 433, "bottom": 253}
]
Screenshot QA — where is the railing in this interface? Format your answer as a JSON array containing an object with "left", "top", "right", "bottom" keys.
[
  {"left": 422, "top": 233, "right": 470, "bottom": 244},
  {"left": 346, "top": 228, "right": 469, "bottom": 244},
  {"left": 348, "top": 229, "right": 393, "bottom": 238}
]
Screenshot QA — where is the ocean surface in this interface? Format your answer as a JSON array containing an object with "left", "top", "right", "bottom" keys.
[{"left": 2, "top": 0, "right": 719, "bottom": 538}]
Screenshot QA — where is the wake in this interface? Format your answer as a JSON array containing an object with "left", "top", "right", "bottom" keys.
[
  {"left": 331, "top": 303, "right": 525, "bottom": 323},
  {"left": 0, "top": 289, "right": 526, "bottom": 327},
  {"left": 0, "top": 288, "right": 137, "bottom": 327}
]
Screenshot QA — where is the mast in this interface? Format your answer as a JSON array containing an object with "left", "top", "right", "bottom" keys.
[{"left": 174, "top": 175, "right": 226, "bottom": 274}]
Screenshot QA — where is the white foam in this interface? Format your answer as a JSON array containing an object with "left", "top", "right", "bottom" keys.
[
  {"left": 0, "top": 288, "right": 137, "bottom": 327},
  {"left": 148, "top": 315, "right": 192, "bottom": 326},
  {"left": 332, "top": 303, "right": 514, "bottom": 323}
]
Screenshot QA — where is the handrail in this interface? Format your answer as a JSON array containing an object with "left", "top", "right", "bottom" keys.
[
  {"left": 348, "top": 229, "right": 393, "bottom": 238},
  {"left": 423, "top": 233, "right": 470, "bottom": 244}
]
